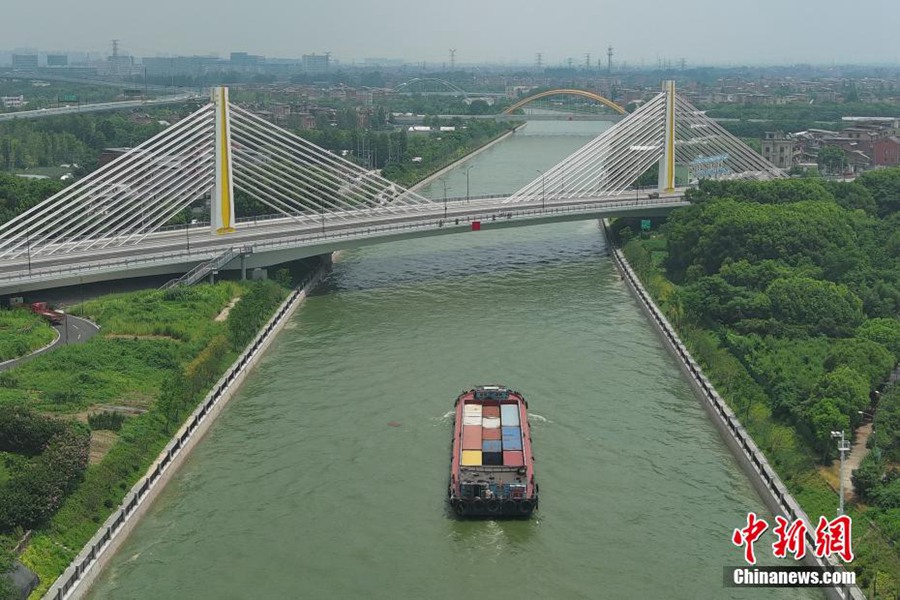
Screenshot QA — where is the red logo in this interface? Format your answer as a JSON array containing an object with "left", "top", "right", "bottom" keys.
[
  {"left": 814, "top": 515, "right": 854, "bottom": 563},
  {"left": 732, "top": 514, "right": 854, "bottom": 564},
  {"left": 732, "top": 512, "right": 769, "bottom": 565}
]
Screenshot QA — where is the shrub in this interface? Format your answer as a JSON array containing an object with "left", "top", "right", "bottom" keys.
[{"left": 87, "top": 411, "right": 126, "bottom": 432}]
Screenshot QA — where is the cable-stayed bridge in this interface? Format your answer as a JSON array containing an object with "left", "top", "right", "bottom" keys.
[{"left": 0, "top": 82, "right": 783, "bottom": 295}]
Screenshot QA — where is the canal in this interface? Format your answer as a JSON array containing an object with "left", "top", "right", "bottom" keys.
[{"left": 89, "top": 120, "right": 817, "bottom": 599}]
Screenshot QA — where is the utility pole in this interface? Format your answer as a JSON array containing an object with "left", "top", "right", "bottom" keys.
[
  {"left": 607, "top": 45, "right": 614, "bottom": 75},
  {"left": 831, "top": 430, "right": 851, "bottom": 515},
  {"left": 449, "top": 49, "right": 456, "bottom": 70}
]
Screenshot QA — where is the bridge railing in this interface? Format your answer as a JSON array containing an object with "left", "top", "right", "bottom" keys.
[{"left": 0, "top": 195, "right": 687, "bottom": 286}]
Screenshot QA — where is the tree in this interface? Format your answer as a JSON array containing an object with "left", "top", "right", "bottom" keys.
[
  {"left": 857, "top": 318, "right": 900, "bottom": 361},
  {"left": 817, "top": 146, "right": 845, "bottom": 175},
  {"left": 812, "top": 366, "right": 869, "bottom": 417},
  {"left": 825, "top": 338, "right": 894, "bottom": 388},
  {"left": 767, "top": 277, "right": 863, "bottom": 337},
  {"left": 856, "top": 167, "right": 900, "bottom": 217},
  {"left": 806, "top": 398, "right": 849, "bottom": 460}
]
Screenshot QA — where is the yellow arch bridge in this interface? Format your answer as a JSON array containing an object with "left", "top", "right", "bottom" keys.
[{"left": 502, "top": 89, "right": 627, "bottom": 120}]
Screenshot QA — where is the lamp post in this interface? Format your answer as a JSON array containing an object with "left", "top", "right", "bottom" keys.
[
  {"left": 465, "top": 166, "right": 474, "bottom": 204},
  {"left": 185, "top": 222, "right": 190, "bottom": 253},
  {"left": 858, "top": 410, "right": 879, "bottom": 457},
  {"left": 536, "top": 169, "right": 546, "bottom": 210},
  {"left": 831, "top": 430, "right": 851, "bottom": 516},
  {"left": 441, "top": 179, "right": 448, "bottom": 219}
]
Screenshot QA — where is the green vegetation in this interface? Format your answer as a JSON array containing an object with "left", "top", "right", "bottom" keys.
[
  {"left": 0, "top": 309, "right": 56, "bottom": 362},
  {"left": 0, "top": 113, "right": 171, "bottom": 175},
  {"left": 612, "top": 168, "right": 900, "bottom": 597},
  {"left": 0, "top": 280, "right": 291, "bottom": 598}
]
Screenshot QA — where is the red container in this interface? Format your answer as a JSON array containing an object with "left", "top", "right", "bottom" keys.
[
  {"left": 462, "top": 425, "right": 482, "bottom": 450},
  {"left": 503, "top": 451, "right": 525, "bottom": 467},
  {"left": 471, "top": 221, "right": 481, "bottom": 231},
  {"left": 482, "top": 428, "right": 501, "bottom": 440},
  {"left": 482, "top": 406, "right": 500, "bottom": 418}
]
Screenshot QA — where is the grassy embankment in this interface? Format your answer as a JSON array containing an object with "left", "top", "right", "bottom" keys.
[
  {"left": 0, "top": 279, "right": 289, "bottom": 599},
  {"left": 618, "top": 232, "right": 900, "bottom": 598},
  {"left": 0, "top": 310, "right": 56, "bottom": 362}
]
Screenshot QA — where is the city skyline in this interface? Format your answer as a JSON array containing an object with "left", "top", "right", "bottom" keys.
[{"left": 2, "top": 0, "right": 898, "bottom": 67}]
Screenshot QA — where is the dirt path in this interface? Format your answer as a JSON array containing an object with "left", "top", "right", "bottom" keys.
[
  {"left": 820, "top": 422, "right": 873, "bottom": 502},
  {"left": 844, "top": 422, "right": 873, "bottom": 500},
  {"left": 215, "top": 297, "right": 241, "bottom": 322}
]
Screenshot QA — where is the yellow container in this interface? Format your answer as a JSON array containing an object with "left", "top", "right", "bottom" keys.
[{"left": 461, "top": 450, "right": 482, "bottom": 466}]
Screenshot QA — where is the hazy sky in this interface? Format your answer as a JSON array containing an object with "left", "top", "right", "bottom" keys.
[{"left": 4, "top": 0, "right": 899, "bottom": 66}]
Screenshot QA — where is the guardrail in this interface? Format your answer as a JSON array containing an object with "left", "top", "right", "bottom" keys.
[
  {"left": 1, "top": 195, "right": 687, "bottom": 286},
  {"left": 44, "top": 266, "right": 323, "bottom": 600},
  {"left": 607, "top": 231, "right": 864, "bottom": 600}
]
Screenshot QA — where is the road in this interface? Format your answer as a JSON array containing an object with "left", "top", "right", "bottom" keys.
[
  {"left": 0, "top": 314, "right": 99, "bottom": 372},
  {"left": 0, "top": 93, "right": 204, "bottom": 122}
]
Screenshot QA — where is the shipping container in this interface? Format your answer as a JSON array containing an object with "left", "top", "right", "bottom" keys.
[
  {"left": 463, "top": 414, "right": 482, "bottom": 426},
  {"left": 482, "top": 440, "right": 502, "bottom": 453},
  {"left": 502, "top": 426, "right": 523, "bottom": 450},
  {"left": 464, "top": 404, "right": 483, "bottom": 416},
  {"left": 503, "top": 451, "right": 525, "bottom": 467},
  {"left": 461, "top": 450, "right": 482, "bottom": 466},
  {"left": 500, "top": 404, "right": 520, "bottom": 426},
  {"left": 482, "top": 451, "right": 503, "bottom": 466},
  {"left": 482, "top": 428, "right": 502, "bottom": 440},
  {"left": 482, "top": 405, "right": 500, "bottom": 418},
  {"left": 482, "top": 416, "right": 501, "bottom": 429},
  {"left": 462, "top": 425, "right": 483, "bottom": 450}
]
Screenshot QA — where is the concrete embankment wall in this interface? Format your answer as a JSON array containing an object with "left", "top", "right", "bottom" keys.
[
  {"left": 602, "top": 222, "right": 864, "bottom": 600},
  {"left": 409, "top": 123, "right": 526, "bottom": 193},
  {"left": 43, "top": 256, "right": 333, "bottom": 600}
]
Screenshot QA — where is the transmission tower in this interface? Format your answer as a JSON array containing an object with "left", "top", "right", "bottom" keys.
[
  {"left": 607, "top": 45, "right": 614, "bottom": 75},
  {"left": 585, "top": 53, "right": 591, "bottom": 70},
  {"left": 536, "top": 52, "right": 543, "bottom": 69},
  {"left": 449, "top": 49, "right": 456, "bottom": 70}
]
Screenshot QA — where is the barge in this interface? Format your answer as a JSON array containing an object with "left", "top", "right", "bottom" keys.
[{"left": 448, "top": 385, "right": 538, "bottom": 517}]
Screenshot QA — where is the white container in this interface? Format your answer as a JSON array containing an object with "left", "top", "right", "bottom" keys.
[
  {"left": 463, "top": 415, "right": 482, "bottom": 426},
  {"left": 482, "top": 416, "right": 501, "bottom": 429}
]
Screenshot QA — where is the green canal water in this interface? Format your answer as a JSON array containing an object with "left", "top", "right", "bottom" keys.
[{"left": 89, "top": 121, "right": 818, "bottom": 599}]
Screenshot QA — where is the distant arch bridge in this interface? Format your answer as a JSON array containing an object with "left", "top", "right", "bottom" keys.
[{"left": 502, "top": 89, "right": 627, "bottom": 117}]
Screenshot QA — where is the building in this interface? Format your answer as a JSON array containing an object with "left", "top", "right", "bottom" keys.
[
  {"left": 1, "top": 95, "right": 26, "bottom": 108},
  {"left": 874, "top": 137, "right": 900, "bottom": 167},
  {"left": 142, "top": 55, "right": 224, "bottom": 77},
  {"left": 46, "top": 54, "right": 68, "bottom": 67},
  {"left": 302, "top": 53, "right": 329, "bottom": 75},
  {"left": 761, "top": 132, "right": 795, "bottom": 169},
  {"left": 11, "top": 54, "right": 38, "bottom": 70}
]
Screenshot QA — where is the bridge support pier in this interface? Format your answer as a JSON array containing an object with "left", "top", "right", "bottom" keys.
[
  {"left": 212, "top": 87, "right": 236, "bottom": 235},
  {"left": 657, "top": 80, "right": 676, "bottom": 194},
  {"left": 240, "top": 255, "right": 247, "bottom": 281}
]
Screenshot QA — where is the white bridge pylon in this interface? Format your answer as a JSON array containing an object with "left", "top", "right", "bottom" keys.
[
  {"left": 0, "top": 87, "right": 434, "bottom": 261},
  {"left": 504, "top": 80, "right": 784, "bottom": 204}
]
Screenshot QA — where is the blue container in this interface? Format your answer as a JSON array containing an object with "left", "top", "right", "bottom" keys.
[
  {"left": 501, "top": 426, "right": 521, "bottom": 438},
  {"left": 500, "top": 404, "right": 520, "bottom": 426},
  {"left": 482, "top": 440, "right": 502, "bottom": 453},
  {"left": 502, "top": 436, "right": 523, "bottom": 451}
]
